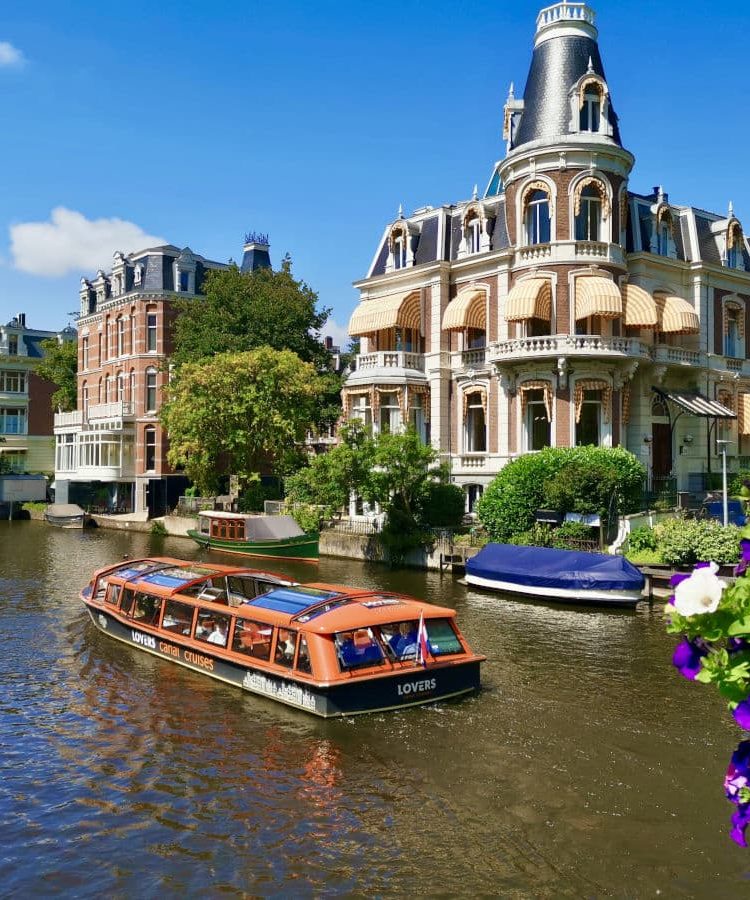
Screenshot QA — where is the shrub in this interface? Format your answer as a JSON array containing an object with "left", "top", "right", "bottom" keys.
[
  {"left": 653, "top": 517, "right": 741, "bottom": 566},
  {"left": 476, "top": 446, "right": 645, "bottom": 542},
  {"left": 416, "top": 482, "right": 465, "bottom": 528},
  {"left": 150, "top": 520, "right": 167, "bottom": 536},
  {"left": 627, "top": 525, "right": 658, "bottom": 553},
  {"left": 729, "top": 470, "right": 750, "bottom": 498},
  {"left": 508, "top": 524, "right": 554, "bottom": 547},
  {"left": 379, "top": 502, "right": 432, "bottom": 567},
  {"left": 551, "top": 520, "right": 598, "bottom": 549},
  {"left": 625, "top": 548, "right": 664, "bottom": 566},
  {"left": 284, "top": 503, "right": 321, "bottom": 534}
]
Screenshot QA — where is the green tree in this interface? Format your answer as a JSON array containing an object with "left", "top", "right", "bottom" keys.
[
  {"left": 160, "top": 347, "right": 323, "bottom": 494},
  {"left": 365, "top": 428, "right": 444, "bottom": 515},
  {"left": 170, "top": 263, "right": 332, "bottom": 369},
  {"left": 36, "top": 338, "right": 78, "bottom": 411},
  {"left": 0, "top": 437, "right": 9, "bottom": 475}
]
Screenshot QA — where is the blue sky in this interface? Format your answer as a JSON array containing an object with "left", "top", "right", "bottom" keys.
[{"left": 1, "top": 0, "right": 749, "bottom": 346}]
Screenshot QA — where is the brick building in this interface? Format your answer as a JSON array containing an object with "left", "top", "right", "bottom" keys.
[
  {"left": 343, "top": 1, "right": 750, "bottom": 511},
  {"left": 0, "top": 313, "right": 76, "bottom": 475},
  {"left": 54, "top": 235, "right": 272, "bottom": 516}
]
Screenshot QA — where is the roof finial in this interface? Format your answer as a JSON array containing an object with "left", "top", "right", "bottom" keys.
[
  {"left": 729, "top": 200, "right": 735, "bottom": 218},
  {"left": 397, "top": 203, "right": 404, "bottom": 219},
  {"left": 507, "top": 81, "right": 515, "bottom": 101},
  {"left": 472, "top": 184, "right": 478, "bottom": 201},
  {"left": 586, "top": 55, "right": 594, "bottom": 74},
  {"left": 657, "top": 185, "right": 665, "bottom": 204}
]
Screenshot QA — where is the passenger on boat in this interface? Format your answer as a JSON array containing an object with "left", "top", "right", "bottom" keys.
[
  {"left": 389, "top": 622, "right": 418, "bottom": 660},
  {"left": 207, "top": 622, "right": 227, "bottom": 646}
]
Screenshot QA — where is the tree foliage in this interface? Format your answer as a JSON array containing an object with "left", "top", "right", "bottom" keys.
[
  {"left": 36, "top": 338, "right": 78, "bottom": 411},
  {"left": 476, "top": 446, "right": 645, "bottom": 543},
  {"left": 160, "top": 347, "right": 323, "bottom": 495},
  {"left": 170, "top": 263, "right": 331, "bottom": 369}
]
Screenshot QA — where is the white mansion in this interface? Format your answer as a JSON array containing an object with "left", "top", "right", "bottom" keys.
[{"left": 343, "top": 1, "right": 749, "bottom": 510}]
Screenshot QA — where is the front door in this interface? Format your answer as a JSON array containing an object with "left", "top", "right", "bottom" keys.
[{"left": 652, "top": 422, "right": 672, "bottom": 477}]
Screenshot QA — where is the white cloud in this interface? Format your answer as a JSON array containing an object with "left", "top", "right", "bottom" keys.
[
  {"left": 10, "top": 207, "right": 166, "bottom": 277},
  {"left": 320, "top": 317, "right": 353, "bottom": 350},
  {"left": 0, "top": 42, "right": 25, "bottom": 68}
]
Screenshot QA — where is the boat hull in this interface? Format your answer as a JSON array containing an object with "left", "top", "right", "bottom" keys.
[
  {"left": 44, "top": 513, "right": 86, "bottom": 529},
  {"left": 187, "top": 529, "right": 319, "bottom": 562},
  {"left": 466, "top": 572, "right": 643, "bottom": 605},
  {"left": 84, "top": 604, "right": 480, "bottom": 717}
]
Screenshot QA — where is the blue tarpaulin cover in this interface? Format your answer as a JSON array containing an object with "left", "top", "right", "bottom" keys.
[{"left": 466, "top": 544, "right": 645, "bottom": 592}]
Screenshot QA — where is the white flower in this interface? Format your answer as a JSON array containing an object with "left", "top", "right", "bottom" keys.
[{"left": 673, "top": 562, "right": 726, "bottom": 617}]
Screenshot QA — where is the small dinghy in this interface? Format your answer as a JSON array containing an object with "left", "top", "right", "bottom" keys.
[
  {"left": 466, "top": 543, "right": 645, "bottom": 606},
  {"left": 44, "top": 504, "right": 88, "bottom": 529}
]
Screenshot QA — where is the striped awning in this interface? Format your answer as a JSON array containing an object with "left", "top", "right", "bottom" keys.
[
  {"left": 348, "top": 290, "right": 421, "bottom": 337},
  {"left": 654, "top": 388, "right": 736, "bottom": 419},
  {"left": 622, "top": 283, "right": 658, "bottom": 328},
  {"left": 505, "top": 278, "right": 552, "bottom": 322},
  {"left": 654, "top": 293, "right": 700, "bottom": 335},
  {"left": 575, "top": 276, "right": 622, "bottom": 320},
  {"left": 442, "top": 287, "right": 486, "bottom": 332},
  {"left": 740, "top": 395, "right": 750, "bottom": 435}
]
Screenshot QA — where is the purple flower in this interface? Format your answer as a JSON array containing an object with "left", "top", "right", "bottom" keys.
[
  {"left": 736, "top": 540, "right": 750, "bottom": 577},
  {"left": 729, "top": 638, "right": 749, "bottom": 655},
  {"left": 731, "top": 805, "right": 750, "bottom": 847},
  {"left": 670, "top": 572, "right": 691, "bottom": 588},
  {"left": 726, "top": 742, "right": 750, "bottom": 801},
  {"left": 672, "top": 638, "right": 708, "bottom": 680},
  {"left": 734, "top": 700, "right": 750, "bottom": 731}
]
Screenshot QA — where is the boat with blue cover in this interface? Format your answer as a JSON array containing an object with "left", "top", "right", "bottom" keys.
[{"left": 466, "top": 544, "right": 645, "bottom": 606}]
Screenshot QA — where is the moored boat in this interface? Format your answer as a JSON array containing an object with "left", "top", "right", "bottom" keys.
[
  {"left": 44, "top": 503, "right": 88, "bottom": 529},
  {"left": 188, "top": 511, "right": 319, "bottom": 562},
  {"left": 466, "top": 543, "right": 645, "bottom": 606},
  {"left": 81, "top": 557, "right": 484, "bottom": 717}
]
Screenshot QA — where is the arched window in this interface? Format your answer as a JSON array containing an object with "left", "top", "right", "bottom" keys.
[
  {"left": 525, "top": 190, "right": 550, "bottom": 245},
  {"left": 144, "top": 427, "right": 157, "bottom": 472},
  {"left": 580, "top": 87, "right": 601, "bottom": 132},
  {"left": 116, "top": 372, "right": 124, "bottom": 402},
  {"left": 392, "top": 234, "right": 406, "bottom": 270},
  {"left": 725, "top": 303, "right": 744, "bottom": 358},
  {"left": 82, "top": 382, "right": 89, "bottom": 418},
  {"left": 97, "top": 377, "right": 103, "bottom": 404},
  {"left": 116, "top": 316, "right": 124, "bottom": 356},
  {"left": 145, "top": 368, "right": 158, "bottom": 413},
  {"left": 575, "top": 185, "right": 602, "bottom": 241},
  {"left": 464, "top": 390, "right": 487, "bottom": 453},
  {"left": 129, "top": 370, "right": 136, "bottom": 404},
  {"left": 146, "top": 308, "right": 158, "bottom": 353}
]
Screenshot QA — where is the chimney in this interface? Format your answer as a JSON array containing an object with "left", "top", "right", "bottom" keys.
[
  {"left": 240, "top": 231, "right": 272, "bottom": 273},
  {"left": 325, "top": 336, "right": 333, "bottom": 349},
  {"left": 16, "top": 313, "right": 26, "bottom": 328}
]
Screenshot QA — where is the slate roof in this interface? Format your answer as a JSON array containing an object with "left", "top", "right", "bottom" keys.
[{"left": 513, "top": 34, "right": 621, "bottom": 149}]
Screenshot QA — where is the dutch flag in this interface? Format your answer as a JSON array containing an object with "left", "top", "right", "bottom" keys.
[{"left": 417, "top": 611, "right": 430, "bottom": 666}]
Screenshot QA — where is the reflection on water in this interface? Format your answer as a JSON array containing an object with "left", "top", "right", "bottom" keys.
[{"left": 0, "top": 521, "right": 748, "bottom": 896}]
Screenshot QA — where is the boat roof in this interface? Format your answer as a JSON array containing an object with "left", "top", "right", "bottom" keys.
[{"left": 89, "top": 558, "right": 456, "bottom": 633}]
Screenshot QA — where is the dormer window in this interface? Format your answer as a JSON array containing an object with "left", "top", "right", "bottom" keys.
[
  {"left": 392, "top": 235, "right": 406, "bottom": 270},
  {"left": 580, "top": 88, "right": 601, "bottom": 132},
  {"left": 525, "top": 189, "right": 551, "bottom": 245},
  {"left": 727, "top": 221, "right": 744, "bottom": 269},
  {"left": 134, "top": 264, "right": 143, "bottom": 287},
  {"left": 468, "top": 215, "right": 481, "bottom": 253},
  {"left": 575, "top": 185, "right": 602, "bottom": 241}
]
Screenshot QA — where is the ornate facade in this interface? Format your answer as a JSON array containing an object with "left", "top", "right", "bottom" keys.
[{"left": 344, "top": 1, "right": 750, "bottom": 509}]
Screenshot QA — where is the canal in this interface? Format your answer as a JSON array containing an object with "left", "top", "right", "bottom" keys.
[{"left": 0, "top": 520, "right": 748, "bottom": 896}]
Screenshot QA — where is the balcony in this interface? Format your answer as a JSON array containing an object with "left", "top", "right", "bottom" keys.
[
  {"left": 54, "top": 410, "right": 83, "bottom": 428},
  {"left": 514, "top": 241, "right": 626, "bottom": 269},
  {"left": 490, "top": 334, "right": 652, "bottom": 365},
  {"left": 55, "top": 401, "right": 135, "bottom": 433},
  {"left": 652, "top": 345, "right": 701, "bottom": 367},
  {"left": 354, "top": 351, "right": 425, "bottom": 372},
  {"left": 88, "top": 401, "right": 135, "bottom": 421}
]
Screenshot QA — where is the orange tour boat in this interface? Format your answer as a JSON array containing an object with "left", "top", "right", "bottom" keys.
[{"left": 81, "top": 557, "right": 485, "bottom": 717}]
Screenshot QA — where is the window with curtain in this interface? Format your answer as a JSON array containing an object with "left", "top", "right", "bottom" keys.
[
  {"left": 575, "top": 391, "right": 602, "bottom": 446},
  {"left": 579, "top": 89, "right": 601, "bottom": 131},
  {"left": 524, "top": 190, "right": 550, "bottom": 245},
  {"left": 145, "top": 369, "right": 157, "bottom": 412},
  {"left": 575, "top": 185, "right": 602, "bottom": 241},
  {"left": 525, "top": 389, "right": 551, "bottom": 451},
  {"left": 465, "top": 393, "right": 487, "bottom": 452}
]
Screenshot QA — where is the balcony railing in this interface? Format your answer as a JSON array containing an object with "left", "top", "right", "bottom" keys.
[
  {"left": 461, "top": 348, "right": 488, "bottom": 368},
  {"left": 87, "top": 401, "right": 135, "bottom": 420},
  {"left": 514, "top": 241, "right": 625, "bottom": 268},
  {"left": 652, "top": 345, "right": 701, "bottom": 367},
  {"left": 54, "top": 410, "right": 83, "bottom": 428},
  {"left": 490, "top": 334, "right": 651, "bottom": 363},
  {"left": 354, "top": 351, "right": 425, "bottom": 372}
]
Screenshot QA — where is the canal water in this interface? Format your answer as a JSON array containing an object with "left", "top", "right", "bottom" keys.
[{"left": 1, "top": 521, "right": 748, "bottom": 897}]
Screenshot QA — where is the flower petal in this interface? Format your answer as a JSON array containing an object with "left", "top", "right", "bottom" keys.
[{"left": 735, "top": 700, "right": 750, "bottom": 732}]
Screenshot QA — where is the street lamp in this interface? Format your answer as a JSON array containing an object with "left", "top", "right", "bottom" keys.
[{"left": 716, "top": 439, "right": 730, "bottom": 526}]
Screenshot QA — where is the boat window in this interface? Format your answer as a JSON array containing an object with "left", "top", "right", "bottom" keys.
[
  {"left": 226, "top": 576, "right": 271, "bottom": 605},
  {"left": 426, "top": 618, "right": 463, "bottom": 656},
  {"left": 335, "top": 629, "right": 385, "bottom": 671},
  {"left": 199, "top": 518, "right": 209, "bottom": 535},
  {"left": 296, "top": 635, "right": 312, "bottom": 675},
  {"left": 274, "top": 629, "right": 297, "bottom": 669},
  {"left": 237, "top": 521, "right": 245, "bottom": 539},
  {"left": 231, "top": 619, "right": 273, "bottom": 661},
  {"left": 162, "top": 600, "right": 195, "bottom": 636},
  {"left": 105, "top": 583, "right": 121, "bottom": 606},
  {"left": 131, "top": 593, "right": 163, "bottom": 627},
  {"left": 380, "top": 621, "right": 419, "bottom": 661},
  {"left": 94, "top": 578, "right": 109, "bottom": 602},
  {"left": 195, "top": 610, "right": 231, "bottom": 648},
  {"left": 120, "top": 588, "right": 136, "bottom": 616}
]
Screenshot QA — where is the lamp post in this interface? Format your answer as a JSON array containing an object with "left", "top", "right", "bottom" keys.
[{"left": 716, "top": 439, "right": 730, "bottom": 526}]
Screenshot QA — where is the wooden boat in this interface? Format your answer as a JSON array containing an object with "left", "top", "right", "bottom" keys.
[
  {"left": 81, "top": 557, "right": 484, "bottom": 717},
  {"left": 466, "top": 543, "right": 645, "bottom": 606},
  {"left": 44, "top": 503, "right": 88, "bottom": 529},
  {"left": 188, "top": 511, "right": 319, "bottom": 562}
]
